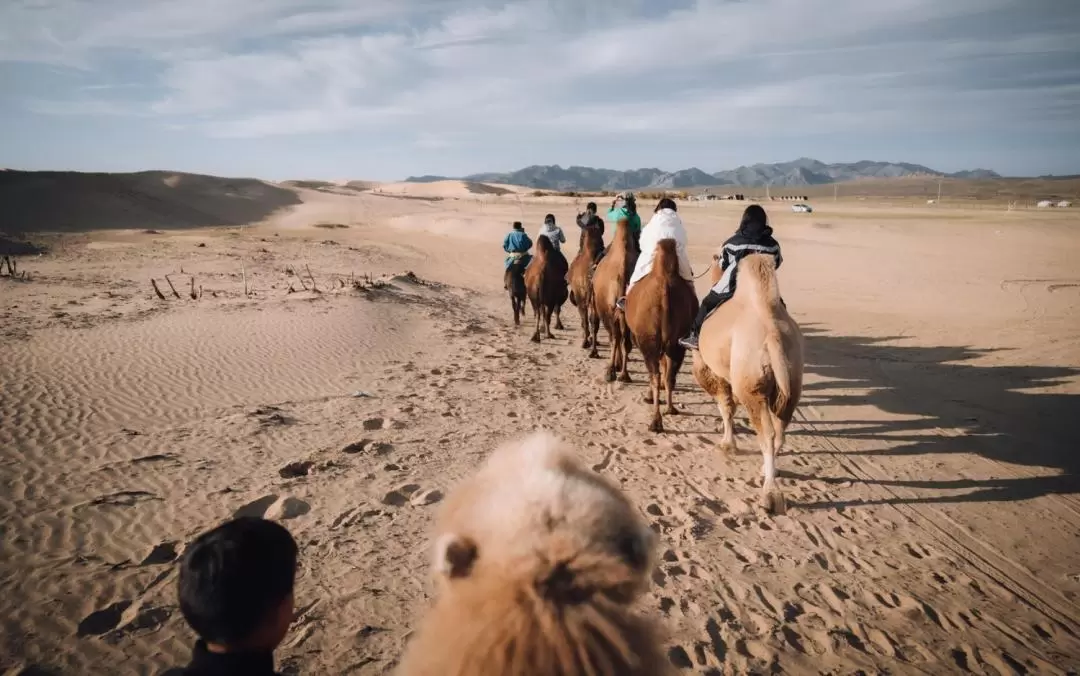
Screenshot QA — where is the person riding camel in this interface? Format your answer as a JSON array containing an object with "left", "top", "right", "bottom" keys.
[
  {"left": 576, "top": 201, "right": 599, "bottom": 232},
  {"left": 615, "top": 197, "right": 693, "bottom": 311},
  {"left": 537, "top": 213, "right": 566, "bottom": 252},
  {"left": 502, "top": 221, "right": 533, "bottom": 289},
  {"left": 678, "top": 204, "right": 783, "bottom": 350},
  {"left": 607, "top": 191, "right": 642, "bottom": 249}
]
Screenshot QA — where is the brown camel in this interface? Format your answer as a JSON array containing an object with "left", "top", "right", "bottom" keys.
[
  {"left": 625, "top": 239, "right": 699, "bottom": 433},
  {"left": 524, "top": 234, "right": 569, "bottom": 343},
  {"left": 692, "top": 253, "right": 803, "bottom": 514},
  {"left": 589, "top": 217, "right": 638, "bottom": 381},
  {"left": 568, "top": 224, "right": 605, "bottom": 349},
  {"left": 503, "top": 256, "right": 528, "bottom": 325},
  {"left": 396, "top": 431, "right": 670, "bottom": 676}
]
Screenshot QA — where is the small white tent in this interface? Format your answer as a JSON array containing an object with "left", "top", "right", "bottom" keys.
[
  {"left": 1057, "top": 200, "right": 1072, "bottom": 208},
  {"left": 1036, "top": 200, "right": 1053, "bottom": 208}
]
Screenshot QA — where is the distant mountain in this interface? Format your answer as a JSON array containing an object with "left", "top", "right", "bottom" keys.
[{"left": 406, "top": 158, "right": 1002, "bottom": 190}]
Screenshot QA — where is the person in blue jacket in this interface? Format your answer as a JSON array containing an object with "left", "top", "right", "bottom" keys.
[{"left": 503, "top": 221, "right": 533, "bottom": 289}]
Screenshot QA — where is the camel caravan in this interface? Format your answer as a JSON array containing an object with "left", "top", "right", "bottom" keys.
[{"left": 501, "top": 195, "right": 804, "bottom": 515}]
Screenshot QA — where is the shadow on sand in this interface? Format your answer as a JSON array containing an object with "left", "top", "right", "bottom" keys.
[{"left": 786, "top": 324, "right": 1080, "bottom": 508}]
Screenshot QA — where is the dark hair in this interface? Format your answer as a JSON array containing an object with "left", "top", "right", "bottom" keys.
[
  {"left": 512, "top": 221, "right": 523, "bottom": 230},
  {"left": 586, "top": 201, "right": 597, "bottom": 212},
  {"left": 544, "top": 213, "right": 556, "bottom": 225},
  {"left": 655, "top": 197, "right": 677, "bottom": 212},
  {"left": 179, "top": 517, "right": 298, "bottom": 646},
  {"left": 738, "top": 205, "right": 769, "bottom": 236}
]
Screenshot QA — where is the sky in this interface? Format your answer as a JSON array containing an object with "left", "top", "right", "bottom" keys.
[{"left": 1, "top": 0, "right": 1079, "bottom": 180}]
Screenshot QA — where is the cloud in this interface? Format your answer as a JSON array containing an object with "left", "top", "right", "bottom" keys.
[{"left": 3, "top": 0, "right": 1079, "bottom": 169}]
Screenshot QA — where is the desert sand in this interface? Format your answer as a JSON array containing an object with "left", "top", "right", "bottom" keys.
[{"left": 1, "top": 172, "right": 1079, "bottom": 675}]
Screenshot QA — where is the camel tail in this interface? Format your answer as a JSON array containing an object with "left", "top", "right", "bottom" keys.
[
  {"left": 742, "top": 254, "right": 790, "bottom": 415},
  {"left": 765, "top": 329, "right": 791, "bottom": 416}
]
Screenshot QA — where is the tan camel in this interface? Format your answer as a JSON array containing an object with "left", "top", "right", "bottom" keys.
[
  {"left": 396, "top": 431, "right": 669, "bottom": 676},
  {"left": 568, "top": 224, "right": 605, "bottom": 349},
  {"left": 590, "top": 218, "right": 638, "bottom": 381},
  {"left": 524, "top": 235, "right": 569, "bottom": 343},
  {"left": 692, "top": 253, "right": 803, "bottom": 514},
  {"left": 625, "top": 239, "right": 699, "bottom": 433}
]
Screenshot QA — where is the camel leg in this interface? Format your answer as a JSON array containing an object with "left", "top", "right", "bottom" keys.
[
  {"left": 716, "top": 380, "right": 738, "bottom": 456},
  {"left": 746, "top": 398, "right": 786, "bottom": 515},
  {"left": 588, "top": 305, "right": 602, "bottom": 358},
  {"left": 554, "top": 305, "right": 565, "bottom": 331},
  {"left": 617, "top": 318, "right": 633, "bottom": 383},
  {"left": 530, "top": 301, "right": 542, "bottom": 343},
  {"left": 647, "top": 357, "right": 663, "bottom": 433},
  {"left": 544, "top": 305, "right": 556, "bottom": 339},
  {"left": 663, "top": 354, "right": 680, "bottom": 415},
  {"left": 577, "top": 301, "right": 591, "bottom": 348},
  {"left": 605, "top": 322, "right": 619, "bottom": 382}
]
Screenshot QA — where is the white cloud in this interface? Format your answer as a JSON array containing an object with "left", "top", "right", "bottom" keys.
[{"left": 4, "top": 0, "right": 1079, "bottom": 150}]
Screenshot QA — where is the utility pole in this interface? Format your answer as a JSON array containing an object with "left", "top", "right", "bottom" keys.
[
  {"left": 833, "top": 183, "right": 838, "bottom": 202},
  {"left": 937, "top": 178, "right": 943, "bottom": 203}
]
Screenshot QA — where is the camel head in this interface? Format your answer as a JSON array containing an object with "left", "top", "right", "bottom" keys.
[{"left": 431, "top": 431, "right": 655, "bottom": 605}]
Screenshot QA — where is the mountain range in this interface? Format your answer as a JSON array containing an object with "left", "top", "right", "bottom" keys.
[{"left": 406, "top": 158, "right": 1000, "bottom": 190}]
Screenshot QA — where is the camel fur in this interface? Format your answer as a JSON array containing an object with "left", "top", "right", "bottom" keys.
[
  {"left": 524, "top": 234, "right": 569, "bottom": 343},
  {"left": 396, "top": 431, "right": 670, "bottom": 676},
  {"left": 568, "top": 224, "right": 604, "bottom": 350},
  {"left": 625, "top": 239, "right": 699, "bottom": 433},
  {"left": 692, "top": 253, "right": 803, "bottom": 514},
  {"left": 589, "top": 217, "right": 639, "bottom": 381}
]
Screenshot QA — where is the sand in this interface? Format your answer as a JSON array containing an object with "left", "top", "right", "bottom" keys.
[{"left": 1, "top": 173, "right": 1079, "bottom": 675}]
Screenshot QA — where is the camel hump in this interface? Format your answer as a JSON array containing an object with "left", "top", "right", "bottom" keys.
[
  {"left": 654, "top": 238, "right": 680, "bottom": 276},
  {"left": 536, "top": 234, "right": 553, "bottom": 254}
]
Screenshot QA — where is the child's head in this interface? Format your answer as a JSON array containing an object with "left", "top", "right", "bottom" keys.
[
  {"left": 178, "top": 517, "right": 298, "bottom": 652},
  {"left": 512, "top": 221, "right": 523, "bottom": 231}
]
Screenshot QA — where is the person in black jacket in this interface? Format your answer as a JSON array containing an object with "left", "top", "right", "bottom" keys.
[
  {"left": 679, "top": 204, "right": 783, "bottom": 350},
  {"left": 163, "top": 517, "right": 298, "bottom": 676}
]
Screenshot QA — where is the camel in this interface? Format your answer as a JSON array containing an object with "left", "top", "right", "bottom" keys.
[
  {"left": 589, "top": 217, "right": 638, "bottom": 381},
  {"left": 691, "top": 253, "right": 803, "bottom": 515},
  {"left": 524, "top": 234, "right": 569, "bottom": 343},
  {"left": 504, "top": 257, "right": 528, "bottom": 325},
  {"left": 568, "top": 223, "right": 605, "bottom": 349},
  {"left": 625, "top": 239, "right": 699, "bottom": 433},
  {"left": 395, "top": 431, "right": 670, "bottom": 676}
]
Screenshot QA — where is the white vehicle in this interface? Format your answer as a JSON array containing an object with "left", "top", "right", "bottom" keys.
[{"left": 791, "top": 203, "right": 813, "bottom": 213}]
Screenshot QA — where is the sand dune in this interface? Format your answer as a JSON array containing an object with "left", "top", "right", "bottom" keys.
[{"left": 1, "top": 175, "right": 1079, "bottom": 674}]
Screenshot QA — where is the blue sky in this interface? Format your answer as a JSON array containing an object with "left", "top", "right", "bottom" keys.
[{"left": 2, "top": 0, "right": 1078, "bottom": 180}]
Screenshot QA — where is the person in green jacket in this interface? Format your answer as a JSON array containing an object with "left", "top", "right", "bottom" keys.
[{"left": 607, "top": 191, "right": 642, "bottom": 249}]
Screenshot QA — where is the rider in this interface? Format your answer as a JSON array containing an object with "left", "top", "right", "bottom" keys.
[
  {"left": 678, "top": 204, "right": 783, "bottom": 350},
  {"left": 607, "top": 191, "right": 642, "bottom": 248},
  {"left": 615, "top": 197, "right": 693, "bottom": 311},
  {"left": 502, "top": 221, "right": 533, "bottom": 289},
  {"left": 576, "top": 201, "right": 606, "bottom": 260},
  {"left": 537, "top": 213, "right": 567, "bottom": 252}
]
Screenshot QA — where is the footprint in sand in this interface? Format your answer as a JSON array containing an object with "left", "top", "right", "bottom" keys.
[
  {"left": 279, "top": 461, "right": 314, "bottom": 479},
  {"left": 139, "top": 541, "right": 178, "bottom": 566},
  {"left": 235, "top": 494, "right": 310, "bottom": 520},
  {"left": 77, "top": 600, "right": 131, "bottom": 637}
]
